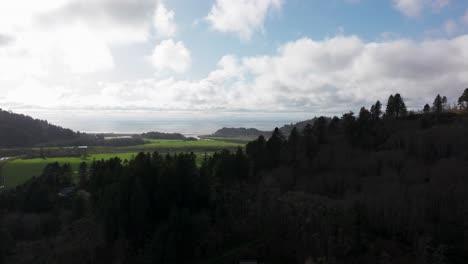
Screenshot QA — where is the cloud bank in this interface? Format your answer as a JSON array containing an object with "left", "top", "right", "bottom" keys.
[
  {"left": 5, "top": 35, "right": 466, "bottom": 117},
  {"left": 1, "top": 0, "right": 467, "bottom": 119}
]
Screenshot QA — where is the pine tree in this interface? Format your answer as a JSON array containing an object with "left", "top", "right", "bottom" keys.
[
  {"left": 433, "top": 94, "right": 443, "bottom": 114},
  {"left": 458, "top": 88, "right": 468, "bottom": 110},
  {"left": 423, "top": 104, "right": 431, "bottom": 113},
  {"left": 394, "top": 93, "right": 407, "bottom": 117},
  {"left": 266, "top": 128, "right": 285, "bottom": 168},
  {"left": 386, "top": 95, "right": 395, "bottom": 117},
  {"left": 370, "top": 100, "right": 382, "bottom": 120},
  {"left": 358, "top": 107, "right": 371, "bottom": 123}
]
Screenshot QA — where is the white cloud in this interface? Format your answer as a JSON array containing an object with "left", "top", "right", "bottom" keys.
[
  {"left": 1, "top": 0, "right": 467, "bottom": 118},
  {"left": 37, "top": 35, "right": 467, "bottom": 115},
  {"left": 0, "top": 23, "right": 114, "bottom": 79},
  {"left": 154, "top": 2, "right": 177, "bottom": 38},
  {"left": 150, "top": 39, "right": 191, "bottom": 73},
  {"left": 206, "top": 0, "right": 282, "bottom": 40},
  {"left": 392, "top": 0, "right": 450, "bottom": 17},
  {"left": 0, "top": 0, "right": 183, "bottom": 87},
  {"left": 58, "top": 24, "right": 115, "bottom": 74},
  {"left": 0, "top": 0, "right": 162, "bottom": 80},
  {"left": 3, "top": 29, "right": 468, "bottom": 115}
]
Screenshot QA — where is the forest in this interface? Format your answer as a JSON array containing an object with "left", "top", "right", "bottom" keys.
[
  {"left": 1, "top": 89, "right": 468, "bottom": 264},
  {"left": 0, "top": 109, "right": 143, "bottom": 148},
  {"left": 0, "top": 109, "right": 78, "bottom": 147}
]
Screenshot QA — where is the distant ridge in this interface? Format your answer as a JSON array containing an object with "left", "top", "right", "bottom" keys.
[
  {"left": 141, "top": 131, "right": 187, "bottom": 140},
  {"left": 213, "top": 127, "right": 270, "bottom": 138},
  {"left": 211, "top": 118, "right": 321, "bottom": 139}
]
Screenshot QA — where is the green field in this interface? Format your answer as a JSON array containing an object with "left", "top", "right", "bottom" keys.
[
  {"left": 199, "top": 135, "right": 258, "bottom": 144},
  {"left": 1, "top": 153, "right": 137, "bottom": 189},
  {"left": 134, "top": 139, "right": 241, "bottom": 149},
  {"left": 0, "top": 139, "right": 242, "bottom": 190}
]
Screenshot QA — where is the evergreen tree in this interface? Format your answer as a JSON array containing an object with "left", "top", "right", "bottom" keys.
[
  {"left": 313, "top": 116, "right": 328, "bottom": 144},
  {"left": 370, "top": 100, "right": 382, "bottom": 120},
  {"left": 266, "top": 128, "right": 285, "bottom": 168},
  {"left": 433, "top": 94, "right": 443, "bottom": 114},
  {"left": 423, "top": 104, "right": 431, "bottom": 113},
  {"left": 385, "top": 95, "right": 395, "bottom": 117},
  {"left": 458, "top": 88, "right": 468, "bottom": 110},
  {"left": 358, "top": 107, "right": 371, "bottom": 123},
  {"left": 246, "top": 135, "right": 267, "bottom": 175},
  {"left": 394, "top": 93, "right": 407, "bottom": 117}
]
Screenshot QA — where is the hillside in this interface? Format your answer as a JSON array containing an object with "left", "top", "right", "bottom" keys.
[
  {"left": 212, "top": 127, "right": 270, "bottom": 137},
  {"left": 0, "top": 109, "right": 79, "bottom": 147},
  {"left": 210, "top": 118, "right": 320, "bottom": 139},
  {"left": 140, "top": 131, "right": 187, "bottom": 140}
]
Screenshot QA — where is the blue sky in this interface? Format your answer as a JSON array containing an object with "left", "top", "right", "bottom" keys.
[
  {"left": 0, "top": 0, "right": 467, "bottom": 132},
  {"left": 107, "top": 0, "right": 468, "bottom": 81},
  {"left": 161, "top": 0, "right": 468, "bottom": 79}
]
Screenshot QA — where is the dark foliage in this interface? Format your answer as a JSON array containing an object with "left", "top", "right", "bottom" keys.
[
  {"left": 2, "top": 91, "right": 468, "bottom": 263},
  {"left": 213, "top": 127, "right": 270, "bottom": 138},
  {"left": 140, "top": 131, "right": 188, "bottom": 140},
  {"left": 0, "top": 109, "right": 78, "bottom": 147}
]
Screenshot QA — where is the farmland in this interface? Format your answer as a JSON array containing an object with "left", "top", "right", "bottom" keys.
[{"left": 0, "top": 139, "right": 243, "bottom": 189}]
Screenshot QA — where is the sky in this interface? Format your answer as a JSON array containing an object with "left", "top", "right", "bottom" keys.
[{"left": 0, "top": 0, "right": 468, "bottom": 132}]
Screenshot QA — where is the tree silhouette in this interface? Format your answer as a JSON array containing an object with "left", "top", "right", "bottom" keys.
[
  {"left": 370, "top": 100, "right": 382, "bottom": 120},
  {"left": 458, "top": 88, "right": 468, "bottom": 110},
  {"left": 385, "top": 95, "right": 395, "bottom": 117},
  {"left": 386, "top": 94, "right": 407, "bottom": 118},
  {"left": 423, "top": 104, "right": 431, "bottom": 113},
  {"left": 433, "top": 94, "right": 443, "bottom": 114},
  {"left": 266, "top": 128, "right": 285, "bottom": 168},
  {"left": 358, "top": 107, "right": 371, "bottom": 123},
  {"left": 394, "top": 93, "right": 407, "bottom": 117}
]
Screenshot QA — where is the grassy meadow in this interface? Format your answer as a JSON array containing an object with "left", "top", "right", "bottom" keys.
[
  {"left": 0, "top": 138, "right": 242, "bottom": 189},
  {"left": 128, "top": 139, "right": 242, "bottom": 149},
  {"left": 1, "top": 153, "right": 137, "bottom": 189}
]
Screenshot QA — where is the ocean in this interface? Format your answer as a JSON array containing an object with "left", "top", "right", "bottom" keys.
[{"left": 21, "top": 110, "right": 310, "bottom": 136}]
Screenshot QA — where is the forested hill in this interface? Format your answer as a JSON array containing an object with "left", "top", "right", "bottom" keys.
[
  {"left": 213, "top": 127, "right": 270, "bottom": 137},
  {"left": 0, "top": 109, "right": 78, "bottom": 147},
  {"left": 140, "top": 131, "right": 187, "bottom": 140},
  {"left": 212, "top": 120, "right": 320, "bottom": 138}
]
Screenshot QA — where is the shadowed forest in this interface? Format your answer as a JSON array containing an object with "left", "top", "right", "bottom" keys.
[{"left": 1, "top": 89, "right": 468, "bottom": 264}]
